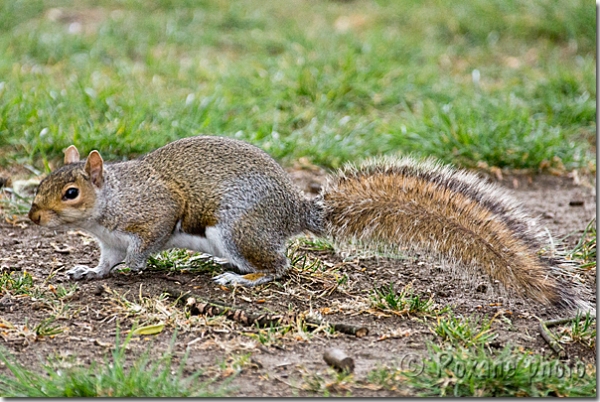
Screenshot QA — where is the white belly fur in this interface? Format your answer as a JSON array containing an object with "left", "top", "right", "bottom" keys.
[
  {"left": 164, "top": 226, "right": 227, "bottom": 258},
  {"left": 81, "top": 221, "right": 132, "bottom": 252}
]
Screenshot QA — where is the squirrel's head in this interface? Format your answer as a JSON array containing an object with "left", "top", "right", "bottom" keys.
[{"left": 29, "top": 145, "right": 104, "bottom": 227}]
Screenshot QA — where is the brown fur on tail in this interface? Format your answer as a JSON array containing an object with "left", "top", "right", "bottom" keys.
[{"left": 318, "top": 156, "right": 589, "bottom": 311}]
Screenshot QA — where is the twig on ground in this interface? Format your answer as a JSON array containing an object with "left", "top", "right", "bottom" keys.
[
  {"left": 323, "top": 348, "right": 355, "bottom": 373},
  {"left": 163, "top": 287, "right": 369, "bottom": 337}
]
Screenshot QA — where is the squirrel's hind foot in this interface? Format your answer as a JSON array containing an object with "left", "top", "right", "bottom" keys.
[{"left": 213, "top": 271, "right": 274, "bottom": 287}]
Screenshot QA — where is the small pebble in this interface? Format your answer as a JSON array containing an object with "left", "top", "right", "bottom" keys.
[{"left": 93, "top": 285, "right": 104, "bottom": 296}]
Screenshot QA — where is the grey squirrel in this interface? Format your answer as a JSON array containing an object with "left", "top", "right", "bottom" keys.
[{"left": 28, "top": 136, "right": 590, "bottom": 311}]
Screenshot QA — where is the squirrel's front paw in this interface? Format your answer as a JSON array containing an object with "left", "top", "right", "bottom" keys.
[
  {"left": 213, "top": 272, "right": 273, "bottom": 287},
  {"left": 66, "top": 265, "right": 106, "bottom": 280}
]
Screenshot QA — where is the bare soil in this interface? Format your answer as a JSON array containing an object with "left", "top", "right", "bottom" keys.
[{"left": 0, "top": 170, "right": 596, "bottom": 396}]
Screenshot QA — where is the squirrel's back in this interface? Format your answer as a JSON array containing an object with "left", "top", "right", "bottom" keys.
[
  {"left": 144, "top": 136, "right": 290, "bottom": 185},
  {"left": 141, "top": 136, "right": 315, "bottom": 237}
]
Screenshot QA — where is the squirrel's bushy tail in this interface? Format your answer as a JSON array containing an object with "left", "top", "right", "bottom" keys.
[{"left": 316, "top": 156, "right": 591, "bottom": 312}]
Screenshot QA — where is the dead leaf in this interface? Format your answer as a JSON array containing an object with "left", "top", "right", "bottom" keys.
[
  {"left": 320, "top": 307, "right": 334, "bottom": 315},
  {"left": 132, "top": 323, "right": 165, "bottom": 336},
  {"left": 94, "top": 339, "right": 113, "bottom": 347}
]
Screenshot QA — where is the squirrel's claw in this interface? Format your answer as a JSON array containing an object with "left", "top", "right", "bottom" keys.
[
  {"left": 213, "top": 271, "right": 274, "bottom": 287},
  {"left": 66, "top": 265, "right": 106, "bottom": 280}
]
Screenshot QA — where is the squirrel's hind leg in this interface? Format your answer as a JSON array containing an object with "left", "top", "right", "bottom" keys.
[
  {"left": 212, "top": 225, "right": 290, "bottom": 287},
  {"left": 212, "top": 247, "right": 289, "bottom": 286}
]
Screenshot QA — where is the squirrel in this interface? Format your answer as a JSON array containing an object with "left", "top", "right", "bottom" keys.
[{"left": 28, "top": 135, "right": 591, "bottom": 312}]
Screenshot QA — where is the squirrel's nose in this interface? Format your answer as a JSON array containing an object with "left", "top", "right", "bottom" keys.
[{"left": 28, "top": 205, "right": 41, "bottom": 225}]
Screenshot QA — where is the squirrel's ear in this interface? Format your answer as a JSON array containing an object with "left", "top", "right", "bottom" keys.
[
  {"left": 63, "top": 145, "right": 80, "bottom": 165},
  {"left": 84, "top": 150, "right": 104, "bottom": 188}
]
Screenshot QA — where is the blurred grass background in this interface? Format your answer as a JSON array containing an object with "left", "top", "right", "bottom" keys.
[{"left": 0, "top": 0, "right": 595, "bottom": 171}]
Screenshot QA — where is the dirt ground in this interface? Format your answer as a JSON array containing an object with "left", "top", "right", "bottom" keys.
[{"left": 0, "top": 168, "right": 596, "bottom": 396}]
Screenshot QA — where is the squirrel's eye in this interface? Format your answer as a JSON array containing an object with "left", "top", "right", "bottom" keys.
[{"left": 63, "top": 187, "right": 79, "bottom": 200}]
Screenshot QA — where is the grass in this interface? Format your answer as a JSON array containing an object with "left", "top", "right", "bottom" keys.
[
  {"left": 0, "top": 329, "right": 229, "bottom": 397},
  {"left": 0, "top": 0, "right": 595, "bottom": 171},
  {"left": 294, "top": 237, "right": 335, "bottom": 253},
  {"left": 146, "top": 249, "right": 223, "bottom": 274},
  {"left": 362, "top": 308, "right": 596, "bottom": 396},
  {"left": 367, "top": 341, "right": 597, "bottom": 397},
  {"left": 304, "top": 371, "right": 355, "bottom": 397},
  {"left": 388, "top": 308, "right": 597, "bottom": 397},
  {"left": 370, "top": 282, "right": 436, "bottom": 315},
  {"left": 31, "top": 317, "right": 64, "bottom": 337},
  {"left": 403, "top": 343, "right": 596, "bottom": 397},
  {"left": 0, "top": 271, "right": 35, "bottom": 295},
  {"left": 568, "top": 312, "right": 596, "bottom": 348},
  {"left": 0, "top": 187, "right": 32, "bottom": 217},
  {"left": 0, "top": 271, "right": 78, "bottom": 301},
  {"left": 567, "top": 312, "right": 597, "bottom": 349},
  {"left": 550, "top": 312, "right": 597, "bottom": 349},
  {"left": 432, "top": 312, "right": 498, "bottom": 348},
  {"left": 567, "top": 218, "right": 597, "bottom": 270},
  {"left": 49, "top": 283, "right": 78, "bottom": 299}
]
